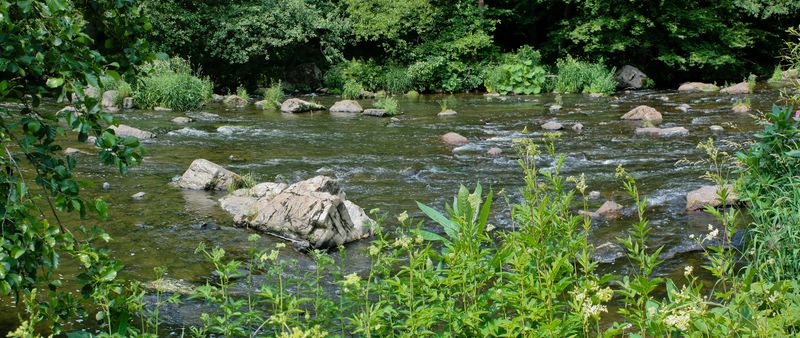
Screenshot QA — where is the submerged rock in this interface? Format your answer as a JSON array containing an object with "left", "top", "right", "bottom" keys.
[
  {"left": 219, "top": 176, "right": 374, "bottom": 249},
  {"left": 615, "top": 65, "right": 649, "bottom": 89},
  {"left": 686, "top": 185, "right": 738, "bottom": 211},
  {"left": 541, "top": 121, "right": 563, "bottom": 130},
  {"left": 438, "top": 109, "right": 458, "bottom": 117},
  {"left": 487, "top": 147, "right": 502, "bottom": 156},
  {"left": 709, "top": 125, "right": 724, "bottom": 132},
  {"left": 635, "top": 126, "right": 689, "bottom": 137},
  {"left": 176, "top": 159, "right": 241, "bottom": 191},
  {"left": 677, "top": 103, "right": 691, "bottom": 113},
  {"left": 621, "top": 105, "right": 663, "bottom": 122},
  {"left": 441, "top": 132, "right": 468, "bottom": 145},
  {"left": 111, "top": 124, "right": 156, "bottom": 139},
  {"left": 223, "top": 95, "right": 248, "bottom": 108},
  {"left": 362, "top": 109, "right": 387, "bottom": 117},
  {"left": 720, "top": 82, "right": 751, "bottom": 95},
  {"left": 329, "top": 100, "right": 363, "bottom": 113},
  {"left": 678, "top": 82, "right": 720, "bottom": 92},
  {"left": 280, "top": 98, "right": 325, "bottom": 113},
  {"left": 172, "top": 116, "right": 192, "bottom": 124},
  {"left": 592, "top": 242, "right": 625, "bottom": 264},
  {"left": 549, "top": 104, "right": 562, "bottom": 112},
  {"left": 732, "top": 103, "right": 751, "bottom": 113},
  {"left": 572, "top": 123, "right": 584, "bottom": 132}
]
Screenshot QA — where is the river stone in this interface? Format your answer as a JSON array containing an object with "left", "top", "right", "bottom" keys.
[
  {"left": 579, "top": 200, "right": 623, "bottom": 219},
  {"left": 635, "top": 126, "right": 689, "bottom": 137},
  {"left": 588, "top": 191, "right": 601, "bottom": 199},
  {"left": 223, "top": 95, "right": 248, "bottom": 108},
  {"left": 438, "top": 109, "right": 458, "bottom": 117},
  {"left": 572, "top": 123, "right": 584, "bottom": 132},
  {"left": 85, "top": 86, "right": 100, "bottom": 99},
  {"left": 102, "top": 90, "right": 119, "bottom": 110},
  {"left": 593, "top": 242, "right": 625, "bottom": 264},
  {"left": 541, "top": 121, "right": 563, "bottom": 130},
  {"left": 549, "top": 104, "right": 562, "bottom": 112},
  {"left": 280, "top": 98, "right": 325, "bottom": 113},
  {"left": 143, "top": 278, "right": 195, "bottom": 295},
  {"left": 709, "top": 125, "right": 724, "bottom": 132},
  {"left": 123, "top": 97, "right": 135, "bottom": 109},
  {"left": 111, "top": 125, "right": 155, "bottom": 139},
  {"left": 720, "top": 82, "right": 751, "bottom": 94},
  {"left": 677, "top": 103, "right": 691, "bottom": 112},
  {"left": 329, "top": 100, "right": 363, "bottom": 113},
  {"left": 621, "top": 105, "right": 662, "bottom": 122},
  {"left": 254, "top": 100, "right": 270, "bottom": 110},
  {"left": 441, "top": 132, "right": 468, "bottom": 145},
  {"left": 63, "top": 148, "right": 87, "bottom": 155},
  {"left": 219, "top": 176, "right": 374, "bottom": 249},
  {"left": 154, "top": 106, "right": 172, "bottom": 112},
  {"left": 211, "top": 94, "right": 225, "bottom": 103},
  {"left": 487, "top": 147, "right": 502, "bottom": 156},
  {"left": 678, "top": 82, "right": 720, "bottom": 92},
  {"left": 686, "top": 185, "right": 738, "bottom": 211},
  {"left": 615, "top": 65, "right": 648, "bottom": 89},
  {"left": 362, "top": 109, "right": 387, "bottom": 117},
  {"left": 176, "top": 159, "right": 241, "bottom": 191},
  {"left": 132, "top": 192, "right": 146, "bottom": 200},
  {"left": 732, "top": 103, "right": 750, "bottom": 113},
  {"left": 172, "top": 116, "right": 192, "bottom": 124}
]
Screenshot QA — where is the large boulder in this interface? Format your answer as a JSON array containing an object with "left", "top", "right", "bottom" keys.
[
  {"left": 219, "top": 176, "right": 373, "bottom": 249},
  {"left": 223, "top": 95, "right": 247, "bottom": 108},
  {"left": 686, "top": 185, "right": 738, "bottom": 211},
  {"left": 441, "top": 132, "right": 468, "bottom": 145},
  {"left": 329, "top": 100, "right": 363, "bottom": 113},
  {"left": 615, "top": 65, "right": 649, "bottom": 89},
  {"left": 111, "top": 125, "right": 155, "bottom": 139},
  {"left": 678, "top": 82, "right": 720, "bottom": 92},
  {"left": 621, "top": 105, "right": 662, "bottom": 122},
  {"left": 280, "top": 98, "right": 325, "bottom": 114},
  {"left": 176, "top": 159, "right": 241, "bottom": 191},
  {"left": 720, "top": 82, "right": 751, "bottom": 95},
  {"left": 635, "top": 126, "right": 689, "bottom": 137},
  {"left": 102, "top": 90, "right": 119, "bottom": 110}
]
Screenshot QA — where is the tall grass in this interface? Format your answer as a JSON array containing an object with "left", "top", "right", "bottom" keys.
[
  {"left": 342, "top": 80, "right": 363, "bottom": 100},
  {"left": 134, "top": 57, "right": 213, "bottom": 111},
  {"left": 554, "top": 56, "right": 617, "bottom": 95}
]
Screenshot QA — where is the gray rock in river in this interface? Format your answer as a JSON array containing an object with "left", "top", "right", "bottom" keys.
[
  {"left": 176, "top": 159, "right": 241, "bottom": 191},
  {"left": 592, "top": 241, "right": 625, "bottom": 264},
  {"left": 211, "top": 94, "right": 225, "bottom": 103},
  {"left": 132, "top": 192, "right": 146, "bottom": 200},
  {"left": 223, "top": 95, "right": 248, "bottom": 108},
  {"left": 172, "top": 116, "right": 193, "bottom": 124},
  {"left": 219, "top": 176, "right": 374, "bottom": 249},
  {"left": 572, "top": 123, "right": 584, "bottom": 132},
  {"left": 621, "top": 105, "right": 662, "bottom": 123},
  {"left": 438, "top": 109, "right": 458, "bottom": 117},
  {"left": 549, "top": 104, "right": 562, "bottom": 112},
  {"left": 677, "top": 103, "right": 691, "bottom": 112},
  {"left": 441, "top": 132, "right": 468, "bottom": 145},
  {"left": 487, "top": 147, "right": 502, "bottom": 156},
  {"left": 280, "top": 98, "right": 325, "bottom": 113},
  {"left": 615, "top": 65, "right": 649, "bottom": 89},
  {"left": 102, "top": 90, "right": 119, "bottom": 111},
  {"left": 678, "top": 82, "right": 720, "bottom": 92},
  {"left": 329, "top": 100, "right": 363, "bottom": 113},
  {"left": 541, "top": 121, "right": 563, "bottom": 130},
  {"left": 111, "top": 124, "right": 156, "bottom": 139},
  {"left": 579, "top": 200, "right": 623, "bottom": 219},
  {"left": 362, "top": 109, "right": 388, "bottom": 117},
  {"left": 686, "top": 185, "right": 738, "bottom": 211},
  {"left": 635, "top": 126, "right": 689, "bottom": 137},
  {"left": 720, "top": 82, "right": 751, "bottom": 95},
  {"left": 709, "top": 125, "right": 724, "bottom": 132},
  {"left": 123, "top": 97, "right": 135, "bottom": 109}
]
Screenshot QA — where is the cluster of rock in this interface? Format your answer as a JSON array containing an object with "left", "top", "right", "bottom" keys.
[{"left": 174, "top": 159, "right": 374, "bottom": 249}]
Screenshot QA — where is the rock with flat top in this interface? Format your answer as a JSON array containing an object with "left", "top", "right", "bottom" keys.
[
  {"left": 621, "top": 105, "right": 662, "bottom": 122},
  {"left": 720, "top": 82, "right": 751, "bottom": 95},
  {"left": 329, "top": 100, "right": 363, "bottom": 113},
  {"left": 176, "top": 159, "right": 241, "bottom": 191},
  {"left": 441, "top": 132, "right": 468, "bottom": 145},
  {"left": 541, "top": 121, "right": 563, "bottom": 130},
  {"left": 111, "top": 125, "right": 155, "bottom": 139},
  {"left": 686, "top": 185, "right": 738, "bottom": 211},
  {"left": 438, "top": 109, "right": 458, "bottom": 117},
  {"left": 678, "top": 82, "right": 720, "bottom": 92},
  {"left": 635, "top": 126, "right": 689, "bottom": 137},
  {"left": 223, "top": 95, "right": 248, "bottom": 108},
  {"left": 219, "top": 176, "right": 373, "bottom": 249},
  {"left": 280, "top": 98, "right": 325, "bottom": 113}
]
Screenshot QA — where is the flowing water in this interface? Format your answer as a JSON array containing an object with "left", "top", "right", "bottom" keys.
[{"left": 0, "top": 86, "right": 780, "bottom": 332}]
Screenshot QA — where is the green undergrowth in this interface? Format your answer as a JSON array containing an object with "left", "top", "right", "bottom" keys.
[{"left": 133, "top": 57, "right": 213, "bottom": 111}]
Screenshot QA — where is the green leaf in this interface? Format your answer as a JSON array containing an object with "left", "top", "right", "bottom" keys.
[
  {"left": 785, "top": 150, "right": 800, "bottom": 158},
  {"left": 46, "top": 77, "right": 64, "bottom": 88},
  {"left": 95, "top": 198, "right": 108, "bottom": 220}
]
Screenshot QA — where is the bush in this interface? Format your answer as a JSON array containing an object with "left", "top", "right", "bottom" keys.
[
  {"left": 383, "top": 66, "right": 411, "bottom": 94},
  {"left": 407, "top": 57, "right": 446, "bottom": 91},
  {"left": 484, "top": 46, "right": 547, "bottom": 95},
  {"left": 340, "top": 59, "right": 384, "bottom": 92},
  {"left": 374, "top": 96, "right": 399, "bottom": 116},
  {"left": 769, "top": 65, "right": 784, "bottom": 82},
  {"left": 342, "top": 80, "right": 364, "bottom": 100},
  {"left": 554, "top": 56, "right": 617, "bottom": 95},
  {"left": 134, "top": 57, "right": 213, "bottom": 111},
  {"left": 261, "top": 81, "right": 283, "bottom": 109},
  {"left": 236, "top": 86, "right": 249, "bottom": 101}
]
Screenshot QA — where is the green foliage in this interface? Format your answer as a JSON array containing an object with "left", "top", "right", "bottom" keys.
[
  {"left": 100, "top": 75, "right": 132, "bottom": 105},
  {"left": 262, "top": 81, "right": 284, "bottom": 110},
  {"left": 374, "top": 97, "right": 399, "bottom": 116},
  {"left": 134, "top": 57, "right": 213, "bottom": 111},
  {"left": 383, "top": 66, "right": 411, "bottom": 94},
  {"left": 484, "top": 46, "right": 547, "bottom": 95},
  {"left": 342, "top": 80, "right": 364, "bottom": 100},
  {"left": 554, "top": 56, "right": 617, "bottom": 95},
  {"left": 406, "top": 90, "right": 420, "bottom": 98},
  {"left": 0, "top": 0, "right": 151, "bottom": 335},
  {"left": 769, "top": 65, "right": 784, "bottom": 82},
  {"left": 236, "top": 86, "right": 249, "bottom": 101}
]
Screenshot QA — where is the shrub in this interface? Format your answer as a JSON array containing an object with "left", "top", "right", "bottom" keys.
[
  {"left": 134, "top": 57, "right": 213, "bottom": 111},
  {"left": 341, "top": 59, "right": 384, "bottom": 92},
  {"left": 323, "top": 63, "right": 346, "bottom": 90},
  {"left": 342, "top": 80, "right": 364, "bottom": 100},
  {"left": 407, "top": 57, "right": 446, "bottom": 91},
  {"left": 484, "top": 46, "right": 547, "bottom": 95},
  {"left": 261, "top": 81, "right": 283, "bottom": 110},
  {"left": 383, "top": 66, "right": 411, "bottom": 94},
  {"left": 769, "top": 65, "right": 784, "bottom": 82},
  {"left": 374, "top": 96, "right": 399, "bottom": 116},
  {"left": 554, "top": 56, "right": 617, "bottom": 95},
  {"left": 406, "top": 90, "right": 420, "bottom": 98},
  {"left": 236, "top": 86, "right": 249, "bottom": 101}
]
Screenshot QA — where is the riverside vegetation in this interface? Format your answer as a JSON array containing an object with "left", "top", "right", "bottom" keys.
[{"left": 3, "top": 0, "right": 800, "bottom": 336}]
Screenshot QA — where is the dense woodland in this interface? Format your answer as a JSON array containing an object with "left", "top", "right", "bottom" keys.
[{"left": 141, "top": 0, "right": 800, "bottom": 91}]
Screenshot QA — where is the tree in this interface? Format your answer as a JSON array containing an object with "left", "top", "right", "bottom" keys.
[{"left": 1, "top": 0, "right": 151, "bottom": 334}]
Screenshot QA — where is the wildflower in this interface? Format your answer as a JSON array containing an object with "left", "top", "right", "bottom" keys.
[
  {"left": 689, "top": 234, "right": 695, "bottom": 240},
  {"left": 275, "top": 243, "right": 286, "bottom": 249},
  {"left": 582, "top": 300, "right": 607, "bottom": 320},
  {"left": 415, "top": 235, "right": 424, "bottom": 244},
  {"left": 260, "top": 250, "right": 279, "bottom": 262},
  {"left": 343, "top": 272, "right": 361, "bottom": 286},
  {"left": 684, "top": 265, "right": 694, "bottom": 277},
  {"left": 574, "top": 291, "right": 587, "bottom": 304},
  {"left": 703, "top": 228, "right": 719, "bottom": 242},
  {"left": 663, "top": 312, "right": 691, "bottom": 331},
  {"left": 708, "top": 224, "right": 714, "bottom": 231},
  {"left": 397, "top": 211, "right": 409, "bottom": 223},
  {"left": 597, "top": 287, "right": 614, "bottom": 302},
  {"left": 769, "top": 291, "right": 781, "bottom": 304},
  {"left": 393, "top": 235, "right": 412, "bottom": 248},
  {"left": 368, "top": 245, "right": 380, "bottom": 256}
]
